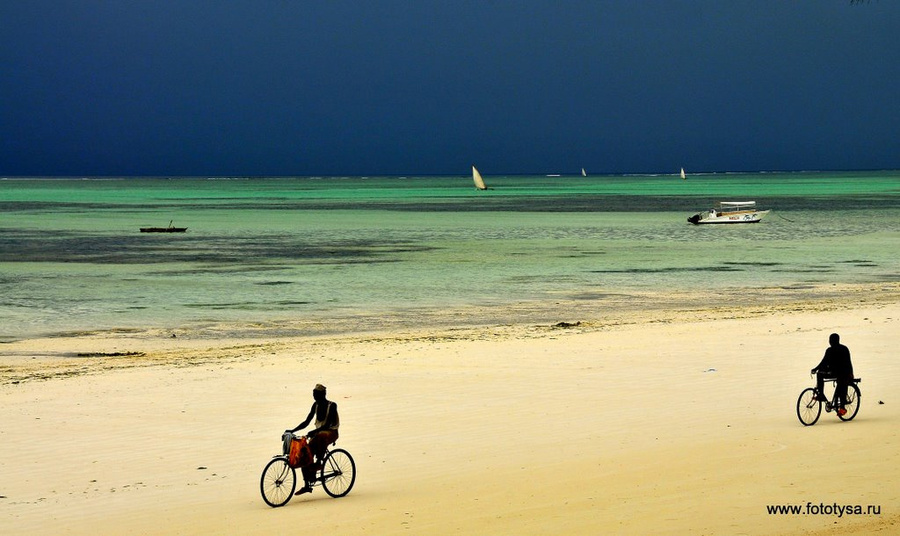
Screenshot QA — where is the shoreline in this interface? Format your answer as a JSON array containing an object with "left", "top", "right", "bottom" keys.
[
  {"left": 2, "top": 281, "right": 898, "bottom": 385},
  {"left": 6, "top": 279, "right": 900, "bottom": 345}
]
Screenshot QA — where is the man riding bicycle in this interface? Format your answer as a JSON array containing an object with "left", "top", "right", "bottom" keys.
[
  {"left": 810, "top": 333, "right": 854, "bottom": 416},
  {"left": 286, "top": 383, "right": 340, "bottom": 495}
]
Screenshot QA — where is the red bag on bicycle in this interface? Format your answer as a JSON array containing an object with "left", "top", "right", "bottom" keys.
[{"left": 288, "top": 436, "right": 313, "bottom": 468}]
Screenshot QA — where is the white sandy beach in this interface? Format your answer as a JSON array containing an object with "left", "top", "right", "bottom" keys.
[{"left": 1, "top": 292, "right": 898, "bottom": 535}]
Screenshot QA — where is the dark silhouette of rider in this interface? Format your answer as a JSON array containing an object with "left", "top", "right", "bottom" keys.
[
  {"left": 286, "top": 383, "right": 340, "bottom": 495},
  {"left": 811, "top": 333, "right": 854, "bottom": 414}
]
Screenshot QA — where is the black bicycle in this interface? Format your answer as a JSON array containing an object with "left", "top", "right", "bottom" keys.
[
  {"left": 796, "top": 377, "right": 861, "bottom": 426},
  {"left": 260, "top": 433, "right": 356, "bottom": 507}
]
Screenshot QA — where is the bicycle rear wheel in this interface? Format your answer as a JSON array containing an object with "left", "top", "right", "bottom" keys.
[
  {"left": 260, "top": 456, "right": 296, "bottom": 507},
  {"left": 797, "top": 388, "right": 821, "bottom": 426},
  {"left": 321, "top": 448, "right": 356, "bottom": 498},
  {"left": 838, "top": 383, "right": 861, "bottom": 421}
]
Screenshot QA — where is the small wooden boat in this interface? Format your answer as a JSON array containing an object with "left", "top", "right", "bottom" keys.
[
  {"left": 140, "top": 220, "right": 187, "bottom": 233},
  {"left": 687, "top": 202, "right": 770, "bottom": 224}
]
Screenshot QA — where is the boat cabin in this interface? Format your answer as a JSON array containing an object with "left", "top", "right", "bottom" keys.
[{"left": 714, "top": 201, "right": 758, "bottom": 214}]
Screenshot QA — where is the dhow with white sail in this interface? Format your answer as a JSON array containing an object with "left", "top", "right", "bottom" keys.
[{"left": 472, "top": 165, "right": 488, "bottom": 190}]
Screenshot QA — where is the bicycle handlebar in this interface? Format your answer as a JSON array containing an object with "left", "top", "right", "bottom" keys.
[
  {"left": 284, "top": 431, "right": 316, "bottom": 441},
  {"left": 807, "top": 376, "right": 862, "bottom": 384}
]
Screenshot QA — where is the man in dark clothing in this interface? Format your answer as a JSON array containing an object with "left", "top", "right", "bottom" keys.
[{"left": 811, "top": 333, "right": 854, "bottom": 414}]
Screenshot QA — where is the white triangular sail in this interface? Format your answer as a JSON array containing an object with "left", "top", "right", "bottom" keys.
[
  {"left": 680, "top": 167, "right": 686, "bottom": 180},
  {"left": 581, "top": 168, "right": 587, "bottom": 177},
  {"left": 472, "top": 165, "right": 487, "bottom": 190}
]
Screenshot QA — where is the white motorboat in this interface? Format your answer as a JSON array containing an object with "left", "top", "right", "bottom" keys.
[{"left": 687, "top": 201, "right": 770, "bottom": 224}]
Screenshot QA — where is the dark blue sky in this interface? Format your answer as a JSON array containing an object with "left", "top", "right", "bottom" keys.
[{"left": 2, "top": 1, "right": 898, "bottom": 176}]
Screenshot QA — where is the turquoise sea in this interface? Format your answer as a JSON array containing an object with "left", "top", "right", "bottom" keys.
[{"left": 2, "top": 171, "right": 899, "bottom": 342}]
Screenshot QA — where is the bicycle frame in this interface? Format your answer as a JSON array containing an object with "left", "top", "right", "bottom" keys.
[
  {"left": 310, "top": 448, "right": 341, "bottom": 483},
  {"left": 817, "top": 378, "right": 847, "bottom": 410}
]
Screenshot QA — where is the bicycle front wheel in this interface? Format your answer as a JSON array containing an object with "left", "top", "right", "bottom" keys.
[
  {"left": 321, "top": 449, "right": 356, "bottom": 498},
  {"left": 797, "top": 387, "right": 821, "bottom": 426},
  {"left": 260, "top": 456, "right": 296, "bottom": 507},
  {"left": 838, "top": 383, "right": 861, "bottom": 421}
]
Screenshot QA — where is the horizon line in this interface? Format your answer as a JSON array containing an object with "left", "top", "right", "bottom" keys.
[{"left": 3, "top": 167, "right": 898, "bottom": 180}]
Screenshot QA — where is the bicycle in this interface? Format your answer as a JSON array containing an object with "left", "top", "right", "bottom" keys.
[
  {"left": 260, "top": 433, "right": 356, "bottom": 507},
  {"left": 796, "top": 376, "right": 861, "bottom": 426}
]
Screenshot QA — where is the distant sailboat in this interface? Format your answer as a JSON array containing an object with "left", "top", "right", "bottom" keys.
[
  {"left": 680, "top": 168, "right": 686, "bottom": 180},
  {"left": 582, "top": 168, "right": 587, "bottom": 177},
  {"left": 472, "top": 165, "right": 488, "bottom": 190}
]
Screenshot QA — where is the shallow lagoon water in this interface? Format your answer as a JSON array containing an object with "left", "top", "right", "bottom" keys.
[{"left": 1, "top": 172, "right": 899, "bottom": 341}]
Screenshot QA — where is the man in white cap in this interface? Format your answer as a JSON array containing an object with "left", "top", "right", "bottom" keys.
[{"left": 287, "top": 383, "right": 340, "bottom": 495}]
